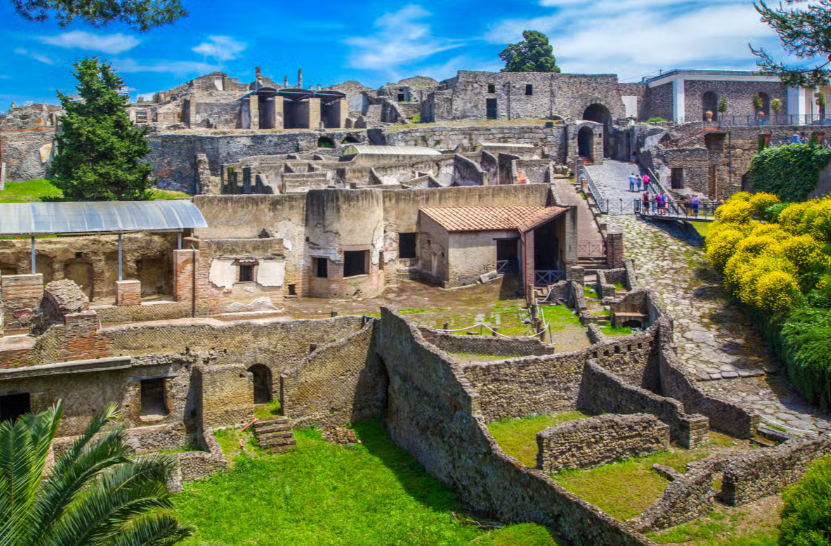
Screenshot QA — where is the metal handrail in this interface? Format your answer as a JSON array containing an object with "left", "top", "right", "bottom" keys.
[{"left": 713, "top": 113, "right": 831, "bottom": 128}]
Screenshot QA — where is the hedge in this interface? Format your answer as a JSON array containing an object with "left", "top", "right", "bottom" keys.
[{"left": 747, "top": 143, "right": 831, "bottom": 202}]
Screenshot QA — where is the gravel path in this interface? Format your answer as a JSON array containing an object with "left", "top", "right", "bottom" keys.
[{"left": 609, "top": 215, "right": 830, "bottom": 435}]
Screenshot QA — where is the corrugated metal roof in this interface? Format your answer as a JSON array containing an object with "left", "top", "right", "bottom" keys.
[
  {"left": 0, "top": 200, "right": 207, "bottom": 236},
  {"left": 420, "top": 206, "right": 567, "bottom": 233},
  {"left": 342, "top": 145, "right": 442, "bottom": 157},
  {"left": 479, "top": 142, "right": 536, "bottom": 148}
]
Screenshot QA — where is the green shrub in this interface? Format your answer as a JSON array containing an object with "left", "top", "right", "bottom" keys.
[
  {"left": 411, "top": 112, "right": 421, "bottom": 123},
  {"left": 765, "top": 203, "right": 790, "bottom": 222},
  {"left": 746, "top": 143, "right": 831, "bottom": 202},
  {"left": 778, "top": 455, "right": 831, "bottom": 545},
  {"left": 779, "top": 308, "right": 831, "bottom": 410},
  {"left": 646, "top": 117, "right": 668, "bottom": 123}
]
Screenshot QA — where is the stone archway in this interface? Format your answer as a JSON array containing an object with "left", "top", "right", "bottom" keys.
[
  {"left": 248, "top": 364, "right": 273, "bottom": 404},
  {"left": 583, "top": 103, "right": 612, "bottom": 157}
]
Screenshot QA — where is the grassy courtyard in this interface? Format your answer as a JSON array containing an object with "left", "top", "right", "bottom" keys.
[
  {"left": 487, "top": 411, "right": 592, "bottom": 467},
  {"left": 174, "top": 421, "right": 560, "bottom": 546},
  {"left": 0, "top": 178, "right": 189, "bottom": 202}
]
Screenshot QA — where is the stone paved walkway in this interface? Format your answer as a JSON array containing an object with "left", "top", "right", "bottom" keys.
[
  {"left": 585, "top": 160, "right": 642, "bottom": 215},
  {"left": 608, "top": 215, "right": 831, "bottom": 435}
]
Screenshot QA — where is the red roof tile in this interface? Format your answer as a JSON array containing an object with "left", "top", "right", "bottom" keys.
[{"left": 420, "top": 206, "right": 568, "bottom": 233}]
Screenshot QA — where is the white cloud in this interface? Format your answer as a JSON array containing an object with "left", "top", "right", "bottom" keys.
[
  {"left": 486, "top": 0, "right": 785, "bottom": 79},
  {"left": 115, "top": 58, "right": 220, "bottom": 77},
  {"left": 192, "top": 36, "right": 247, "bottom": 62},
  {"left": 14, "top": 48, "right": 55, "bottom": 65},
  {"left": 345, "top": 5, "right": 463, "bottom": 76},
  {"left": 37, "top": 31, "right": 140, "bottom": 54}
]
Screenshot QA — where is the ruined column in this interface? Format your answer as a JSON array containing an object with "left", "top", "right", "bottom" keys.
[{"left": 298, "top": 69, "right": 303, "bottom": 89}]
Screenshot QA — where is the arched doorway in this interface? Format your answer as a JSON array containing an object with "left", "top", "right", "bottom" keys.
[
  {"left": 249, "top": 364, "right": 273, "bottom": 404},
  {"left": 317, "top": 136, "right": 335, "bottom": 149},
  {"left": 756, "top": 92, "right": 770, "bottom": 119},
  {"left": 702, "top": 91, "right": 718, "bottom": 121},
  {"left": 578, "top": 126, "right": 594, "bottom": 161},
  {"left": 583, "top": 104, "right": 612, "bottom": 157}
]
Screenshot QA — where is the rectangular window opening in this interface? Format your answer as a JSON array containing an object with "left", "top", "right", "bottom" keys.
[
  {"left": 288, "top": 284, "right": 297, "bottom": 296},
  {"left": 239, "top": 264, "right": 254, "bottom": 283},
  {"left": 140, "top": 378, "right": 169, "bottom": 417},
  {"left": 399, "top": 232, "right": 417, "bottom": 259},
  {"left": 344, "top": 250, "right": 368, "bottom": 277},
  {"left": 0, "top": 393, "right": 30, "bottom": 422},
  {"left": 487, "top": 84, "right": 496, "bottom": 94},
  {"left": 525, "top": 84, "right": 533, "bottom": 96},
  {"left": 314, "top": 258, "right": 328, "bottom": 278}
]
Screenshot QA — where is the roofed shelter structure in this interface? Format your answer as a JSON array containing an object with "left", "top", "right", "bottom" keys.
[
  {"left": 239, "top": 87, "right": 348, "bottom": 130},
  {"left": 0, "top": 201, "right": 207, "bottom": 312},
  {"left": 416, "top": 205, "right": 577, "bottom": 291}
]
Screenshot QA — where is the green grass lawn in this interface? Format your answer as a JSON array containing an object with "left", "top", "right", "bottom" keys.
[
  {"left": 0, "top": 179, "right": 190, "bottom": 202},
  {"left": 554, "top": 450, "right": 711, "bottom": 521},
  {"left": 175, "top": 421, "right": 560, "bottom": 546},
  {"left": 487, "top": 412, "right": 592, "bottom": 467},
  {"left": 689, "top": 221, "right": 712, "bottom": 238},
  {"left": 599, "top": 324, "right": 634, "bottom": 337},
  {"left": 538, "top": 304, "right": 582, "bottom": 332},
  {"left": 648, "top": 508, "right": 778, "bottom": 546}
]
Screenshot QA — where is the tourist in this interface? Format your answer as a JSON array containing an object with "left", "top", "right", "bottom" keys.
[
  {"left": 643, "top": 173, "right": 650, "bottom": 190},
  {"left": 642, "top": 191, "right": 650, "bottom": 214},
  {"left": 636, "top": 174, "right": 642, "bottom": 192},
  {"left": 792, "top": 131, "right": 801, "bottom": 144},
  {"left": 691, "top": 195, "right": 700, "bottom": 217},
  {"left": 629, "top": 173, "right": 636, "bottom": 192}
]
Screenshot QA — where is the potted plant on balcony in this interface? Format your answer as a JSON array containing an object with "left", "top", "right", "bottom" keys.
[
  {"left": 815, "top": 92, "right": 827, "bottom": 124},
  {"left": 718, "top": 96, "right": 728, "bottom": 122},
  {"left": 771, "top": 98, "right": 782, "bottom": 123}
]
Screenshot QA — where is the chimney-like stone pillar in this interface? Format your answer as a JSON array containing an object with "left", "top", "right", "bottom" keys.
[{"left": 298, "top": 69, "right": 303, "bottom": 89}]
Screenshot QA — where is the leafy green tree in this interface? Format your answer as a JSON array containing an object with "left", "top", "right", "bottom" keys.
[
  {"left": 0, "top": 401, "right": 193, "bottom": 546},
  {"left": 752, "top": 0, "right": 831, "bottom": 87},
  {"left": 11, "top": 0, "right": 186, "bottom": 31},
  {"left": 51, "top": 58, "right": 155, "bottom": 201},
  {"left": 499, "top": 30, "right": 561, "bottom": 73},
  {"left": 718, "top": 96, "right": 729, "bottom": 115},
  {"left": 779, "top": 455, "right": 831, "bottom": 545}
]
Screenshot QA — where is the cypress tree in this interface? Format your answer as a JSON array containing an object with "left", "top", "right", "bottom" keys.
[{"left": 51, "top": 58, "right": 154, "bottom": 201}]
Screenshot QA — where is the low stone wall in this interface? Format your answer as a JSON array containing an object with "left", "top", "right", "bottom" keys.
[
  {"left": 419, "top": 328, "right": 556, "bottom": 358},
  {"left": 631, "top": 455, "right": 731, "bottom": 532},
  {"left": 722, "top": 433, "right": 831, "bottom": 505},
  {"left": 281, "top": 319, "right": 386, "bottom": 428},
  {"left": 176, "top": 426, "right": 227, "bottom": 483},
  {"left": 538, "top": 414, "right": 669, "bottom": 472},
  {"left": 95, "top": 301, "right": 192, "bottom": 323},
  {"left": 597, "top": 268, "right": 625, "bottom": 300}
]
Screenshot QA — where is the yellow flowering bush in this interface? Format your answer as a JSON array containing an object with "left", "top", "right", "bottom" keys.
[
  {"left": 748, "top": 223, "right": 790, "bottom": 241},
  {"left": 705, "top": 227, "right": 746, "bottom": 270},
  {"left": 714, "top": 200, "right": 753, "bottom": 224},
  {"left": 729, "top": 191, "right": 753, "bottom": 202},
  {"left": 781, "top": 235, "right": 830, "bottom": 275},
  {"left": 733, "top": 235, "right": 782, "bottom": 258},
  {"left": 755, "top": 270, "right": 799, "bottom": 312},
  {"left": 749, "top": 192, "right": 781, "bottom": 217}
]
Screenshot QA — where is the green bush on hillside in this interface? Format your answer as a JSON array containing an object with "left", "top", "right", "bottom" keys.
[{"left": 746, "top": 143, "right": 831, "bottom": 202}]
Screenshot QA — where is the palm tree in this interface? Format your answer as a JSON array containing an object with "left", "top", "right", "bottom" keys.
[{"left": 0, "top": 401, "right": 193, "bottom": 546}]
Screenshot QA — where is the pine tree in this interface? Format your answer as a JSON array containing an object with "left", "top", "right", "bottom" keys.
[
  {"left": 11, "top": 0, "right": 186, "bottom": 31},
  {"left": 51, "top": 58, "right": 155, "bottom": 201},
  {"left": 499, "top": 31, "right": 561, "bottom": 73},
  {"left": 752, "top": 0, "right": 831, "bottom": 87}
]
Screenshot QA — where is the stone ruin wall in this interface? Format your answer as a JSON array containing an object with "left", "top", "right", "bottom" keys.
[{"left": 537, "top": 413, "right": 670, "bottom": 472}]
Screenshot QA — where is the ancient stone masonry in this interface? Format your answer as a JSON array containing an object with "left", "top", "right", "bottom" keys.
[
  {"left": 419, "top": 328, "right": 556, "bottom": 357},
  {"left": 537, "top": 414, "right": 670, "bottom": 472},
  {"left": 0, "top": 103, "right": 60, "bottom": 183},
  {"left": 30, "top": 279, "right": 89, "bottom": 335}
]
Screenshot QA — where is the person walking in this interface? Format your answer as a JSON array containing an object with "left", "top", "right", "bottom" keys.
[
  {"left": 636, "top": 174, "right": 643, "bottom": 192},
  {"left": 642, "top": 173, "right": 650, "bottom": 191},
  {"left": 691, "top": 194, "right": 700, "bottom": 217},
  {"left": 642, "top": 191, "right": 650, "bottom": 215},
  {"left": 629, "top": 173, "right": 636, "bottom": 192}
]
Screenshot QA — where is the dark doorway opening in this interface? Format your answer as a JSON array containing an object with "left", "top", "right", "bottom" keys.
[
  {"left": 259, "top": 96, "right": 276, "bottom": 129},
  {"left": 398, "top": 93, "right": 406, "bottom": 102},
  {"left": 583, "top": 103, "right": 612, "bottom": 157},
  {"left": 0, "top": 393, "right": 30, "bottom": 422},
  {"left": 317, "top": 136, "right": 335, "bottom": 148},
  {"left": 399, "top": 233, "right": 417, "bottom": 259},
  {"left": 578, "top": 126, "right": 594, "bottom": 160},
  {"left": 314, "top": 258, "right": 328, "bottom": 278},
  {"left": 533, "top": 220, "right": 561, "bottom": 271},
  {"left": 344, "top": 250, "right": 368, "bottom": 277},
  {"left": 525, "top": 84, "right": 533, "bottom": 96},
  {"left": 756, "top": 92, "right": 771, "bottom": 118},
  {"left": 140, "top": 378, "right": 169, "bottom": 417},
  {"left": 486, "top": 98, "right": 498, "bottom": 120},
  {"left": 249, "top": 364, "right": 273, "bottom": 404},
  {"left": 496, "top": 238, "right": 519, "bottom": 275},
  {"left": 671, "top": 168, "right": 685, "bottom": 190}
]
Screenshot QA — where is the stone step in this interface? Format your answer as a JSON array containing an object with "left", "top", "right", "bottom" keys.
[
  {"left": 257, "top": 430, "right": 294, "bottom": 440},
  {"left": 260, "top": 437, "right": 297, "bottom": 448},
  {"left": 255, "top": 417, "right": 289, "bottom": 427},
  {"left": 255, "top": 424, "right": 292, "bottom": 434}
]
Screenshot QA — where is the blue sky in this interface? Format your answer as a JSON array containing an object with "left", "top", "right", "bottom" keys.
[{"left": 0, "top": 0, "right": 791, "bottom": 110}]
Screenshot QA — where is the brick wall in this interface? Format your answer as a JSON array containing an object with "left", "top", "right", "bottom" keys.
[
  {"left": 115, "top": 280, "right": 142, "bottom": 306},
  {"left": 537, "top": 414, "right": 669, "bottom": 472},
  {"left": 1, "top": 274, "right": 44, "bottom": 329}
]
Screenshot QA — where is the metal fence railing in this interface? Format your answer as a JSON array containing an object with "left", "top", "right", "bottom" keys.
[
  {"left": 635, "top": 199, "right": 718, "bottom": 220},
  {"left": 497, "top": 260, "right": 519, "bottom": 275},
  {"left": 577, "top": 240, "right": 605, "bottom": 257},
  {"left": 535, "top": 270, "right": 567, "bottom": 286},
  {"left": 712, "top": 114, "right": 831, "bottom": 128}
]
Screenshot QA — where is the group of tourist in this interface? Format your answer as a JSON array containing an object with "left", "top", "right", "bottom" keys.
[
  {"left": 628, "top": 172, "right": 650, "bottom": 192},
  {"left": 641, "top": 191, "right": 670, "bottom": 215}
]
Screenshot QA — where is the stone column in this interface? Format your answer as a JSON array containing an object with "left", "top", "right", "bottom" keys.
[
  {"left": 605, "top": 232, "right": 624, "bottom": 269},
  {"left": 115, "top": 280, "right": 141, "bottom": 307}
]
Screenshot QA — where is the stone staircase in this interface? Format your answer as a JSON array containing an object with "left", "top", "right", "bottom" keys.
[{"left": 253, "top": 417, "right": 296, "bottom": 453}]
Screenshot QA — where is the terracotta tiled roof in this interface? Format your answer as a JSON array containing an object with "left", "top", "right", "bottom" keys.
[{"left": 419, "top": 206, "right": 568, "bottom": 233}]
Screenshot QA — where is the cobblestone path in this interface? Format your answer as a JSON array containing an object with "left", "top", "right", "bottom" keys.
[
  {"left": 609, "top": 215, "right": 830, "bottom": 435},
  {"left": 585, "top": 160, "right": 642, "bottom": 215}
]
